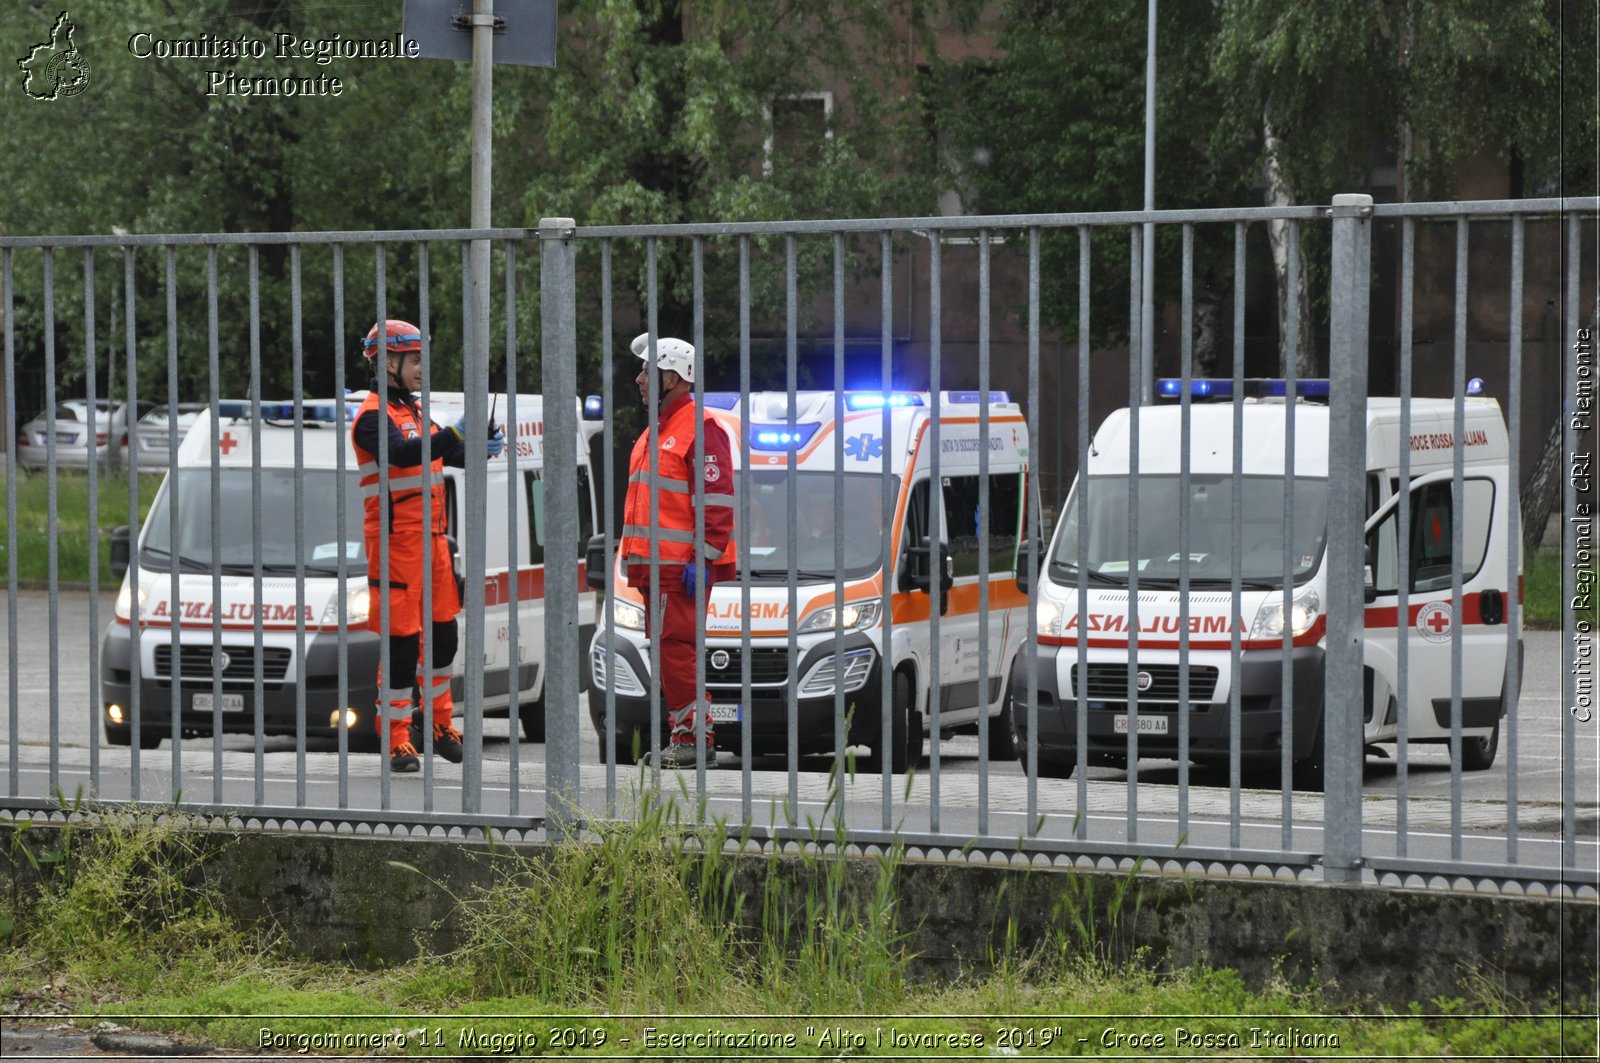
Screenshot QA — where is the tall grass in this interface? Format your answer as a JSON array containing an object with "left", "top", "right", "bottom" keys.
[{"left": 0, "top": 468, "right": 162, "bottom": 584}]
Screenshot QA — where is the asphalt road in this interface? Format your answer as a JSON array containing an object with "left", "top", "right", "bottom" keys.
[{"left": 2, "top": 588, "right": 1596, "bottom": 875}]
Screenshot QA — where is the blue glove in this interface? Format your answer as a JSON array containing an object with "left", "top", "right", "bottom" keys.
[
  {"left": 681, "top": 562, "right": 701, "bottom": 595},
  {"left": 486, "top": 426, "right": 506, "bottom": 459},
  {"left": 448, "top": 414, "right": 469, "bottom": 441}
]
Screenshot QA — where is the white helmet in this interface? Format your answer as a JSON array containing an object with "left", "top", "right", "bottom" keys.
[{"left": 631, "top": 331, "right": 696, "bottom": 384}]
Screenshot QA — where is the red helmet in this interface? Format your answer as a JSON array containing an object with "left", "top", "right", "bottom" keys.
[{"left": 361, "top": 319, "right": 423, "bottom": 360}]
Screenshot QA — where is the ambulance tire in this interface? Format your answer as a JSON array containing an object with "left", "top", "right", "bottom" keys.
[
  {"left": 1459, "top": 720, "right": 1500, "bottom": 771},
  {"left": 988, "top": 683, "right": 1020, "bottom": 761},
  {"left": 519, "top": 697, "right": 546, "bottom": 744},
  {"left": 868, "top": 672, "right": 921, "bottom": 774},
  {"left": 600, "top": 726, "right": 644, "bottom": 766},
  {"left": 1292, "top": 717, "right": 1326, "bottom": 792},
  {"left": 1021, "top": 743, "right": 1075, "bottom": 779}
]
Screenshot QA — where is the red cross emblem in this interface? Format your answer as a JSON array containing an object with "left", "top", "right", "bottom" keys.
[
  {"left": 1426, "top": 611, "right": 1450, "bottom": 633},
  {"left": 219, "top": 431, "right": 239, "bottom": 455},
  {"left": 1416, "top": 601, "right": 1453, "bottom": 643}
]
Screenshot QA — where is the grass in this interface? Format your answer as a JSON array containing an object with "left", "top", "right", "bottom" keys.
[
  {"left": 0, "top": 796, "right": 1590, "bottom": 1059},
  {"left": 0, "top": 467, "right": 162, "bottom": 585},
  {"left": 1525, "top": 545, "right": 1598, "bottom": 629}
]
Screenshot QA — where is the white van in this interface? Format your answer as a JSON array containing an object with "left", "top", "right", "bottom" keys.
[
  {"left": 1015, "top": 378, "right": 1521, "bottom": 786},
  {"left": 586, "top": 390, "right": 1033, "bottom": 771},
  {"left": 100, "top": 393, "right": 603, "bottom": 750}
]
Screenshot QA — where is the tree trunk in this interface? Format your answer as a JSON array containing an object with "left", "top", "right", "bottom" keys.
[
  {"left": 1521, "top": 416, "right": 1565, "bottom": 555},
  {"left": 1262, "top": 106, "right": 1317, "bottom": 379}
]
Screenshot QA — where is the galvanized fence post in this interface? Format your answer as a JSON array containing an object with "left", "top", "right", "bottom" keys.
[
  {"left": 539, "top": 218, "right": 581, "bottom": 837},
  {"left": 1324, "top": 192, "right": 1373, "bottom": 883}
]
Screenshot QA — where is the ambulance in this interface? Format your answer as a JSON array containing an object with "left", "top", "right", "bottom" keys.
[
  {"left": 1014, "top": 378, "right": 1521, "bottom": 787},
  {"left": 586, "top": 390, "right": 1033, "bottom": 772},
  {"left": 100, "top": 393, "right": 603, "bottom": 750}
]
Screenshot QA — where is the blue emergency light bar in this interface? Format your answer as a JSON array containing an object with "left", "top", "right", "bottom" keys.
[
  {"left": 845, "top": 392, "right": 924, "bottom": 411},
  {"left": 216, "top": 400, "right": 358, "bottom": 422},
  {"left": 943, "top": 390, "right": 1011, "bottom": 405},
  {"left": 1155, "top": 378, "right": 1331, "bottom": 401},
  {"left": 701, "top": 392, "right": 742, "bottom": 409},
  {"left": 749, "top": 423, "right": 821, "bottom": 450},
  {"left": 583, "top": 394, "right": 604, "bottom": 419}
]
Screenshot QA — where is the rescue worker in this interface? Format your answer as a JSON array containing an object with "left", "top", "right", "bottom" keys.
[
  {"left": 620, "top": 331, "right": 736, "bottom": 768},
  {"left": 352, "top": 319, "right": 505, "bottom": 772}
]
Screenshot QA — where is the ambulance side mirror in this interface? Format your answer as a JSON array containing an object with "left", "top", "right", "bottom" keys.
[
  {"left": 109, "top": 525, "right": 131, "bottom": 580},
  {"left": 585, "top": 534, "right": 611, "bottom": 591},
  {"left": 1014, "top": 538, "right": 1045, "bottom": 595},
  {"left": 901, "top": 539, "right": 954, "bottom": 613},
  {"left": 1362, "top": 542, "right": 1377, "bottom": 604}
]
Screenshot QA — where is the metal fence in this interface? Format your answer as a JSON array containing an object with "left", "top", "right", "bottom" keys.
[{"left": 2, "top": 196, "right": 1596, "bottom": 897}]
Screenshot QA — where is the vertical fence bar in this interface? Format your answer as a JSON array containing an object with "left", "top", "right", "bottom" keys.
[
  {"left": 540, "top": 218, "right": 581, "bottom": 836},
  {"left": 164, "top": 246, "right": 182, "bottom": 800},
  {"left": 1396, "top": 219, "right": 1415, "bottom": 852},
  {"left": 1505, "top": 215, "right": 1524, "bottom": 862},
  {"left": 43, "top": 248, "right": 61, "bottom": 796},
  {"left": 331, "top": 244, "right": 351, "bottom": 810},
  {"left": 646, "top": 239, "right": 662, "bottom": 783},
  {"left": 1229, "top": 221, "right": 1246, "bottom": 842},
  {"left": 291, "top": 245, "right": 308, "bottom": 807},
  {"left": 125, "top": 247, "right": 142, "bottom": 799},
  {"left": 693, "top": 235, "right": 710, "bottom": 786},
  {"left": 3, "top": 249, "right": 14, "bottom": 798},
  {"left": 1124, "top": 224, "right": 1141, "bottom": 842},
  {"left": 463, "top": 231, "right": 491, "bottom": 814},
  {"left": 82, "top": 249, "right": 101, "bottom": 794},
  {"left": 1324, "top": 193, "right": 1374, "bottom": 883},
  {"left": 1026, "top": 226, "right": 1040, "bottom": 833},
  {"left": 374, "top": 245, "right": 391, "bottom": 808},
  {"left": 1279, "top": 220, "right": 1300, "bottom": 844},
  {"left": 928, "top": 232, "right": 943, "bottom": 831},
  {"left": 207, "top": 246, "right": 224, "bottom": 806},
  {"left": 977, "top": 229, "right": 992, "bottom": 835},
  {"left": 1449, "top": 218, "right": 1469, "bottom": 857},
  {"left": 249, "top": 246, "right": 267, "bottom": 806},
  {"left": 739, "top": 235, "right": 755, "bottom": 819},
  {"left": 503, "top": 242, "right": 522, "bottom": 814},
  {"left": 600, "top": 238, "right": 618, "bottom": 808},
  {"left": 1074, "top": 226, "right": 1091, "bottom": 829},
  {"left": 786, "top": 233, "right": 800, "bottom": 820},
  {"left": 420, "top": 249, "right": 439, "bottom": 810},
  {"left": 832, "top": 233, "right": 847, "bottom": 794},
  {"left": 879, "top": 230, "right": 895, "bottom": 824},
  {"left": 1178, "top": 223, "right": 1194, "bottom": 828}
]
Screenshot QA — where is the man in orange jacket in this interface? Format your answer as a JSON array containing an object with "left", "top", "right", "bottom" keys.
[
  {"left": 620, "top": 332, "right": 736, "bottom": 768},
  {"left": 351, "top": 319, "right": 504, "bottom": 772}
]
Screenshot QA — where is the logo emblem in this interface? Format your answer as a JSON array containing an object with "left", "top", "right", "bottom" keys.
[
  {"left": 1415, "top": 601, "right": 1453, "bottom": 643},
  {"left": 844, "top": 433, "right": 885, "bottom": 463},
  {"left": 19, "top": 12, "right": 91, "bottom": 101},
  {"left": 215, "top": 651, "right": 232, "bottom": 673},
  {"left": 709, "top": 649, "right": 731, "bottom": 670},
  {"left": 1135, "top": 670, "right": 1153, "bottom": 692},
  {"left": 704, "top": 460, "right": 721, "bottom": 484}
]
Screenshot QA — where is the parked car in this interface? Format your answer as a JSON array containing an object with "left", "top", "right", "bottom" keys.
[
  {"left": 14, "top": 399, "right": 154, "bottom": 470},
  {"left": 131, "top": 403, "right": 209, "bottom": 469}
]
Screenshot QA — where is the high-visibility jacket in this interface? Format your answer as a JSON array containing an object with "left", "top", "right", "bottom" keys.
[
  {"left": 351, "top": 390, "right": 450, "bottom": 535},
  {"left": 620, "top": 393, "right": 736, "bottom": 568}
]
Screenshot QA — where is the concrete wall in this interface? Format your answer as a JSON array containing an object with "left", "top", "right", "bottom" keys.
[{"left": 2, "top": 824, "right": 1594, "bottom": 1009}]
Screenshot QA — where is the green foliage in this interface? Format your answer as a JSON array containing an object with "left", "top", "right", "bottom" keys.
[{"left": 0, "top": 468, "right": 162, "bottom": 583}]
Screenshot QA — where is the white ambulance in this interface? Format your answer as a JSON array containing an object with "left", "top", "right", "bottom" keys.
[
  {"left": 1015, "top": 378, "right": 1521, "bottom": 787},
  {"left": 101, "top": 393, "right": 603, "bottom": 751},
  {"left": 586, "top": 390, "right": 1033, "bottom": 772}
]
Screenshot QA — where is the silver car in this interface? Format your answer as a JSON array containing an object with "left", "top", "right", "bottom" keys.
[
  {"left": 14, "top": 399, "right": 153, "bottom": 470},
  {"left": 131, "top": 402, "right": 208, "bottom": 469}
]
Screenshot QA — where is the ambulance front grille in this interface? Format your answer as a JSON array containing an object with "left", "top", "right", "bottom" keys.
[
  {"left": 704, "top": 647, "right": 791, "bottom": 687},
  {"left": 1073, "top": 663, "right": 1219, "bottom": 703},
  {"left": 154, "top": 644, "right": 293, "bottom": 689}
]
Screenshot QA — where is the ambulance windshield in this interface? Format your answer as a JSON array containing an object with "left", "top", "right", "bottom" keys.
[
  {"left": 737, "top": 470, "right": 896, "bottom": 582},
  {"left": 140, "top": 469, "right": 367, "bottom": 574},
  {"left": 1051, "top": 474, "right": 1328, "bottom": 585}
]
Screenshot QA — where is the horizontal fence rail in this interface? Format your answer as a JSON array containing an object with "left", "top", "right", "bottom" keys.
[{"left": 1, "top": 198, "right": 1596, "bottom": 898}]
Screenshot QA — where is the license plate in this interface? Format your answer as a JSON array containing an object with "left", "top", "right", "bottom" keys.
[
  {"left": 709, "top": 702, "right": 742, "bottom": 723},
  {"left": 1113, "top": 713, "right": 1168, "bottom": 735},
  {"left": 192, "top": 692, "right": 245, "bottom": 713},
  {"left": 55, "top": 432, "right": 77, "bottom": 444}
]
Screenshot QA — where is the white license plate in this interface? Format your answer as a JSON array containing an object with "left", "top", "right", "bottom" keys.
[
  {"left": 1113, "top": 713, "right": 1168, "bottom": 735},
  {"left": 192, "top": 692, "right": 245, "bottom": 713},
  {"left": 709, "top": 702, "right": 742, "bottom": 723},
  {"left": 55, "top": 432, "right": 77, "bottom": 444}
]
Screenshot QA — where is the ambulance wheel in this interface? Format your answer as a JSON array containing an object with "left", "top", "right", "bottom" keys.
[
  {"left": 988, "top": 682, "right": 1020, "bottom": 761},
  {"left": 1459, "top": 720, "right": 1500, "bottom": 771},
  {"left": 1022, "top": 743, "right": 1075, "bottom": 779},
  {"left": 519, "top": 697, "right": 546, "bottom": 744},
  {"left": 1292, "top": 718, "right": 1326, "bottom": 792},
  {"left": 868, "top": 672, "right": 921, "bottom": 774},
  {"left": 599, "top": 726, "right": 642, "bottom": 766}
]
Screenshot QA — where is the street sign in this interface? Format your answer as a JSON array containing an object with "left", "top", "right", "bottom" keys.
[{"left": 403, "top": 0, "right": 557, "bottom": 67}]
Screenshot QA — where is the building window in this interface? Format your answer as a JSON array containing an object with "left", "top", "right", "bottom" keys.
[{"left": 764, "top": 91, "right": 832, "bottom": 176}]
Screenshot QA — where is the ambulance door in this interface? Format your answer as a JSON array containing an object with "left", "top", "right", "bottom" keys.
[
  {"left": 1362, "top": 467, "right": 1509, "bottom": 745},
  {"left": 938, "top": 471, "right": 1022, "bottom": 716}
]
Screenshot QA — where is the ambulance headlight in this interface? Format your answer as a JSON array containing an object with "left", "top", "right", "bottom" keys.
[
  {"left": 608, "top": 599, "right": 646, "bottom": 632},
  {"left": 1249, "top": 588, "right": 1320, "bottom": 640},
  {"left": 1035, "top": 596, "right": 1065, "bottom": 637},
  {"left": 799, "top": 600, "right": 880, "bottom": 634},
  {"left": 320, "top": 584, "right": 371, "bottom": 626},
  {"left": 114, "top": 581, "right": 148, "bottom": 621}
]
